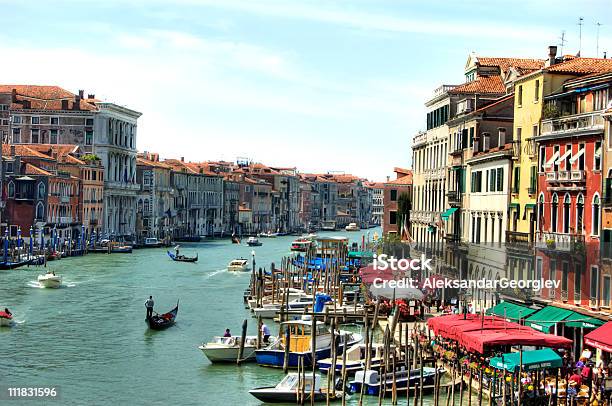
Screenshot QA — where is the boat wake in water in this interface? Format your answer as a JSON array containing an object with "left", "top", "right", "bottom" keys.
[
  {"left": 204, "top": 269, "right": 227, "bottom": 279},
  {"left": 27, "top": 281, "right": 76, "bottom": 288}
]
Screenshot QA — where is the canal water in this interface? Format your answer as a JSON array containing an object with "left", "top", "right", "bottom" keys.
[{"left": 0, "top": 228, "right": 460, "bottom": 406}]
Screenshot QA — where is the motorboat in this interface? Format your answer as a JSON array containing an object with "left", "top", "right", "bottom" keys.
[
  {"left": 255, "top": 320, "right": 362, "bottom": 368},
  {"left": 252, "top": 297, "right": 314, "bottom": 319},
  {"left": 145, "top": 302, "right": 179, "bottom": 330},
  {"left": 0, "top": 310, "right": 12, "bottom": 327},
  {"left": 247, "top": 288, "right": 308, "bottom": 309},
  {"left": 246, "top": 237, "right": 262, "bottom": 247},
  {"left": 259, "top": 232, "right": 277, "bottom": 238},
  {"left": 143, "top": 237, "right": 162, "bottom": 248},
  {"left": 199, "top": 335, "right": 275, "bottom": 363},
  {"left": 291, "top": 238, "right": 314, "bottom": 252},
  {"left": 37, "top": 271, "right": 62, "bottom": 288},
  {"left": 349, "top": 367, "right": 444, "bottom": 396},
  {"left": 111, "top": 244, "right": 133, "bottom": 253},
  {"left": 228, "top": 258, "right": 249, "bottom": 272},
  {"left": 317, "top": 342, "right": 396, "bottom": 374},
  {"left": 249, "top": 373, "right": 344, "bottom": 403},
  {"left": 345, "top": 223, "right": 360, "bottom": 232}
]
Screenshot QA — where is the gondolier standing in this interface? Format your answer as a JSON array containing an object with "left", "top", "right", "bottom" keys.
[{"left": 145, "top": 296, "right": 154, "bottom": 319}]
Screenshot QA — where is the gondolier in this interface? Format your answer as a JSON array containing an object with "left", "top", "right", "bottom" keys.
[{"left": 145, "top": 296, "right": 154, "bottom": 319}]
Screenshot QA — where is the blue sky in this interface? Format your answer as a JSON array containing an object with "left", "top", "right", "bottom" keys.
[{"left": 0, "top": 0, "right": 610, "bottom": 180}]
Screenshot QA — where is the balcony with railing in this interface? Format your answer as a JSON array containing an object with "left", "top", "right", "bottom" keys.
[
  {"left": 446, "top": 190, "right": 461, "bottom": 206},
  {"left": 540, "top": 111, "right": 605, "bottom": 138},
  {"left": 512, "top": 140, "right": 521, "bottom": 159},
  {"left": 535, "top": 231, "right": 585, "bottom": 252},
  {"left": 506, "top": 231, "right": 533, "bottom": 253}
]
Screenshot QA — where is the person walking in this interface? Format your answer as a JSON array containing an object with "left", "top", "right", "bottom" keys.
[
  {"left": 261, "top": 323, "right": 271, "bottom": 343},
  {"left": 145, "top": 296, "right": 154, "bottom": 319}
]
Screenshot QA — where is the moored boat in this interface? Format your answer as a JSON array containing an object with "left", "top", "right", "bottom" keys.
[
  {"left": 228, "top": 258, "right": 249, "bottom": 272},
  {"left": 37, "top": 271, "right": 62, "bottom": 288},
  {"left": 143, "top": 237, "right": 162, "bottom": 248},
  {"left": 199, "top": 335, "right": 275, "bottom": 363},
  {"left": 249, "top": 373, "right": 344, "bottom": 403},
  {"left": 0, "top": 310, "right": 12, "bottom": 327},
  {"left": 111, "top": 244, "right": 133, "bottom": 253},
  {"left": 349, "top": 367, "right": 444, "bottom": 396},
  {"left": 246, "top": 236, "right": 262, "bottom": 246},
  {"left": 255, "top": 320, "right": 362, "bottom": 368},
  {"left": 317, "top": 342, "right": 394, "bottom": 374},
  {"left": 146, "top": 302, "right": 179, "bottom": 330},
  {"left": 291, "top": 238, "right": 314, "bottom": 252}
]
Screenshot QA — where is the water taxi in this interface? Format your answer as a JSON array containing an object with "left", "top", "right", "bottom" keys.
[
  {"left": 143, "top": 237, "right": 162, "bottom": 248},
  {"left": 37, "top": 271, "right": 62, "bottom": 288},
  {"left": 246, "top": 237, "right": 262, "bottom": 246},
  {"left": 345, "top": 223, "right": 360, "bottom": 231},
  {"left": 249, "top": 373, "right": 344, "bottom": 403},
  {"left": 199, "top": 335, "right": 274, "bottom": 363},
  {"left": 228, "top": 258, "right": 249, "bottom": 272},
  {"left": 349, "top": 367, "right": 444, "bottom": 396}
]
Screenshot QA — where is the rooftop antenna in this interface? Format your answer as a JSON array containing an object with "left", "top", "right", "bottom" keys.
[
  {"left": 558, "top": 30, "right": 567, "bottom": 55},
  {"left": 596, "top": 22, "right": 603, "bottom": 57},
  {"left": 578, "top": 17, "right": 584, "bottom": 55}
]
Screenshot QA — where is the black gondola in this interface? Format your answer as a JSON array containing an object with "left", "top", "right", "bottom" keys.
[
  {"left": 167, "top": 251, "right": 198, "bottom": 263},
  {"left": 145, "top": 301, "right": 179, "bottom": 330}
]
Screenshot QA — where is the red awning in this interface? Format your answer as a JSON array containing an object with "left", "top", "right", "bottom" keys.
[
  {"left": 428, "top": 314, "right": 573, "bottom": 354},
  {"left": 584, "top": 322, "right": 612, "bottom": 353}
]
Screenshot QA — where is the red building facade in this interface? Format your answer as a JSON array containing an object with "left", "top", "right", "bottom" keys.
[{"left": 536, "top": 74, "right": 609, "bottom": 307}]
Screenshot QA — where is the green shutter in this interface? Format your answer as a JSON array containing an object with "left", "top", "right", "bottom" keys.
[{"left": 497, "top": 168, "right": 504, "bottom": 192}]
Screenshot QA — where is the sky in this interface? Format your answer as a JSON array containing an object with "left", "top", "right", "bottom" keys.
[{"left": 0, "top": 0, "right": 610, "bottom": 181}]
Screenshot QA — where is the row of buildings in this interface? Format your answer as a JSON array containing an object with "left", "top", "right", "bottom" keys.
[
  {"left": 0, "top": 85, "right": 375, "bottom": 242},
  {"left": 403, "top": 46, "right": 612, "bottom": 321}
]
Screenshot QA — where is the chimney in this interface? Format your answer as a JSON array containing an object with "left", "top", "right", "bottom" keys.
[
  {"left": 604, "top": 51, "right": 608, "bottom": 59},
  {"left": 386, "top": 176, "right": 390, "bottom": 182},
  {"left": 87, "top": 93, "right": 95, "bottom": 99},
  {"left": 61, "top": 99, "right": 69, "bottom": 110},
  {"left": 74, "top": 93, "right": 81, "bottom": 110},
  {"left": 11, "top": 88, "right": 16, "bottom": 102},
  {"left": 547, "top": 45, "right": 558, "bottom": 66},
  {"left": 498, "top": 128, "right": 507, "bottom": 146},
  {"left": 180, "top": 157, "right": 184, "bottom": 162},
  {"left": 482, "top": 132, "right": 491, "bottom": 151},
  {"left": 474, "top": 134, "right": 481, "bottom": 152},
  {"left": 78, "top": 90, "right": 84, "bottom": 99}
]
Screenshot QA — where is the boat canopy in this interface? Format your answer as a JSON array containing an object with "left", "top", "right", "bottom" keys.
[{"left": 489, "top": 348, "right": 562, "bottom": 372}]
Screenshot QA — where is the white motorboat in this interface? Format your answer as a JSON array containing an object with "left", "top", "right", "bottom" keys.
[
  {"left": 0, "top": 310, "right": 12, "bottom": 327},
  {"left": 246, "top": 237, "right": 262, "bottom": 246},
  {"left": 249, "top": 372, "right": 343, "bottom": 403},
  {"left": 259, "top": 232, "right": 277, "bottom": 238},
  {"left": 345, "top": 222, "right": 360, "bottom": 231},
  {"left": 317, "top": 342, "right": 396, "bottom": 374},
  {"left": 199, "top": 335, "right": 274, "bottom": 363},
  {"left": 228, "top": 259, "right": 250, "bottom": 272},
  {"left": 143, "top": 237, "right": 162, "bottom": 248},
  {"left": 247, "top": 288, "right": 308, "bottom": 309},
  {"left": 37, "top": 272, "right": 62, "bottom": 288},
  {"left": 253, "top": 296, "right": 315, "bottom": 318}
]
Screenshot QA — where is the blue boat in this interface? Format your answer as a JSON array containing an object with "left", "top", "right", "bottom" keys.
[
  {"left": 349, "top": 367, "right": 444, "bottom": 397},
  {"left": 255, "top": 320, "right": 362, "bottom": 368}
]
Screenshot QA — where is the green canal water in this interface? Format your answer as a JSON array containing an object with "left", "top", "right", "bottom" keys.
[{"left": 0, "top": 228, "right": 459, "bottom": 405}]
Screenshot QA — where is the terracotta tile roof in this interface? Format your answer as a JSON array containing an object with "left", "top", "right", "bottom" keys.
[
  {"left": 1, "top": 144, "right": 53, "bottom": 159},
  {"left": 449, "top": 75, "right": 506, "bottom": 94},
  {"left": 476, "top": 57, "right": 545, "bottom": 73},
  {"left": 24, "top": 163, "right": 52, "bottom": 176},
  {"left": 386, "top": 173, "right": 413, "bottom": 185},
  {"left": 546, "top": 58, "right": 612, "bottom": 74},
  {"left": 364, "top": 182, "right": 384, "bottom": 189},
  {"left": 137, "top": 157, "right": 172, "bottom": 170},
  {"left": 163, "top": 159, "right": 198, "bottom": 174},
  {"left": 26, "top": 144, "right": 83, "bottom": 164},
  {"left": 183, "top": 162, "right": 220, "bottom": 177},
  {"left": 563, "top": 70, "right": 612, "bottom": 85},
  {"left": 0, "top": 85, "right": 97, "bottom": 111}
]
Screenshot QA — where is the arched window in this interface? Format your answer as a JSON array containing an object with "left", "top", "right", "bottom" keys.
[
  {"left": 593, "top": 194, "right": 601, "bottom": 236},
  {"left": 551, "top": 193, "right": 558, "bottom": 233},
  {"left": 37, "top": 182, "right": 45, "bottom": 199},
  {"left": 576, "top": 194, "right": 584, "bottom": 234},
  {"left": 563, "top": 194, "right": 571, "bottom": 234},
  {"left": 538, "top": 193, "right": 545, "bottom": 231},
  {"left": 36, "top": 202, "right": 44, "bottom": 220},
  {"left": 7, "top": 181, "right": 15, "bottom": 198}
]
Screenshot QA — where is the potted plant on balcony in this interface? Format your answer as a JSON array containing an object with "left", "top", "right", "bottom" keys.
[
  {"left": 573, "top": 240, "right": 585, "bottom": 255},
  {"left": 546, "top": 238, "right": 556, "bottom": 249}
]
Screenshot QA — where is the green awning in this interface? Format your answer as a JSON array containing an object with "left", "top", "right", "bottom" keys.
[
  {"left": 565, "top": 313, "right": 605, "bottom": 329},
  {"left": 441, "top": 207, "right": 458, "bottom": 220},
  {"left": 525, "top": 203, "right": 536, "bottom": 209},
  {"left": 486, "top": 301, "right": 537, "bottom": 321},
  {"left": 509, "top": 203, "right": 520, "bottom": 209},
  {"left": 525, "top": 306, "right": 575, "bottom": 332},
  {"left": 489, "top": 348, "right": 562, "bottom": 372}
]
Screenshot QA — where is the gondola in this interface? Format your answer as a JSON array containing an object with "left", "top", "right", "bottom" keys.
[
  {"left": 167, "top": 251, "right": 198, "bottom": 263},
  {"left": 145, "top": 301, "right": 179, "bottom": 330},
  {"left": 231, "top": 235, "right": 241, "bottom": 244}
]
